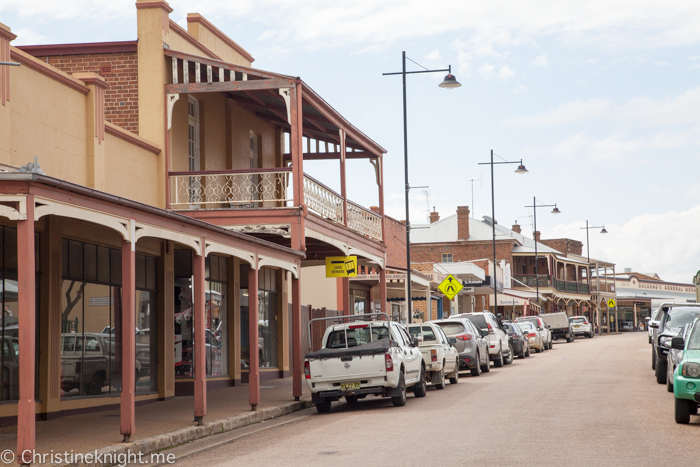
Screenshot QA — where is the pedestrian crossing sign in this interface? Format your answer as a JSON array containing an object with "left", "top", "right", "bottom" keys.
[{"left": 438, "top": 274, "right": 463, "bottom": 301}]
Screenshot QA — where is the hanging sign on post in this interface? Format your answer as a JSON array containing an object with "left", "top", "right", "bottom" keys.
[{"left": 325, "top": 256, "right": 358, "bottom": 278}]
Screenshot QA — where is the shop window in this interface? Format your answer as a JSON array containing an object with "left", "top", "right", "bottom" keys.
[
  {"left": 350, "top": 288, "right": 369, "bottom": 315},
  {"left": 441, "top": 253, "right": 453, "bottom": 263},
  {"left": 61, "top": 239, "right": 158, "bottom": 398},
  {"left": 240, "top": 266, "right": 278, "bottom": 370}
]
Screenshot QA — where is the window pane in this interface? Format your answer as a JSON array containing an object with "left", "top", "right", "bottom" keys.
[
  {"left": 135, "top": 254, "right": 146, "bottom": 290},
  {"left": 146, "top": 256, "right": 157, "bottom": 291},
  {"left": 61, "top": 279, "right": 84, "bottom": 398},
  {"left": 111, "top": 248, "right": 122, "bottom": 285},
  {"left": 259, "top": 291, "right": 278, "bottom": 368},
  {"left": 62, "top": 238, "right": 69, "bottom": 278},
  {"left": 1, "top": 275, "right": 19, "bottom": 401},
  {"left": 240, "top": 289, "right": 249, "bottom": 371},
  {"left": 205, "top": 256, "right": 211, "bottom": 281},
  {"left": 68, "top": 240, "right": 83, "bottom": 280},
  {"left": 174, "top": 277, "right": 194, "bottom": 378},
  {"left": 4, "top": 227, "right": 17, "bottom": 270},
  {"left": 136, "top": 290, "right": 158, "bottom": 393},
  {"left": 84, "top": 243, "right": 97, "bottom": 282},
  {"left": 205, "top": 281, "right": 226, "bottom": 376},
  {"left": 97, "top": 246, "right": 110, "bottom": 283}
]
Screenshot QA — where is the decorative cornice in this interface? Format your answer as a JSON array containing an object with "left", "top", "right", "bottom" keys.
[
  {"left": 73, "top": 72, "right": 110, "bottom": 89},
  {"left": 168, "top": 20, "right": 221, "bottom": 60},
  {"left": 17, "top": 41, "right": 138, "bottom": 57},
  {"left": 186, "top": 13, "right": 254, "bottom": 63},
  {"left": 105, "top": 122, "right": 161, "bottom": 155},
  {"left": 10, "top": 48, "right": 89, "bottom": 95},
  {"left": 134, "top": 1, "right": 173, "bottom": 13},
  {"left": 0, "top": 23, "right": 17, "bottom": 42}
]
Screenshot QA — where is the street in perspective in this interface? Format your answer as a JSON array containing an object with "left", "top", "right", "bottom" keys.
[{"left": 1, "top": 1, "right": 699, "bottom": 466}]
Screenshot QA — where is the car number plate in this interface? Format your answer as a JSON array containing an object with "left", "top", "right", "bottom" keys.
[{"left": 340, "top": 382, "right": 360, "bottom": 391}]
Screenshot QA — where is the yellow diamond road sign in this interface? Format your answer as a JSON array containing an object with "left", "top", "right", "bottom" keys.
[
  {"left": 438, "top": 274, "right": 463, "bottom": 301},
  {"left": 607, "top": 299, "right": 616, "bottom": 309}
]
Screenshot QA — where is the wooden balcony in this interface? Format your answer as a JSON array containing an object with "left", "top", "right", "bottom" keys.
[
  {"left": 169, "top": 169, "right": 383, "bottom": 242},
  {"left": 512, "top": 274, "right": 591, "bottom": 295}
]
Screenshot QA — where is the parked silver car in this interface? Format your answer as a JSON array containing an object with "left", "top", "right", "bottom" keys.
[{"left": 431, "top": 318, "right": 490, "bottom": 376}]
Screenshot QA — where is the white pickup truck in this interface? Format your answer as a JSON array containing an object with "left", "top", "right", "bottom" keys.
[
  {"left": 407, "top": 323, "right": 460, "bottom": 388},
  {"left": 304, "top": 315, "right": 427, "bottom": 413}
]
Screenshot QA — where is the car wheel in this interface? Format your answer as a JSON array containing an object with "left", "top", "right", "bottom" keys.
[
  {"left": 535, "top": 344, "right": 542, "bottom": 353},
  {"left": 86, "top": 373, "right": 105, "bottom": 396},
  {"left": 393, "top": 372, "right": 408, "bottom": 406},
  {"left": 480, "top": 351, "right": 491, "bottom": 372},
  {"left": 435, "top": 367, "right": 446, "bottom": 390},
  {"left": 413, "top": 365, "right": 427, "bottom": 398},
  {"left": 345, "top": 395, "right": 358, "bottom": 404},
  {"left": 691, "top": 403, "right": 699, "bottom": 415},
  {"left": 504, "top": 345, "right": 514, "bottom": 365},
  {"left": 652, "top": 348, "right": 656, "bottom": 370},
  {"left": 544, "top": 340, "right": 549, "bottom": 351},
  {"left": 449, "top": 360, "right": 460, "bottom": 384},
  {"left": 518, "top": 345, "right": 525, "bottom": 359},
  {"left": 493, "top": 347, "right": 504, "bottom": 368},
  {"left": 675, "top": 397, "right": 691, "bottom": 424},
  {"left": 471, "top": 354, "right": 482, "bottom": 376},
  {"left": 316, "top": 399, "right": 332, "bottom": 413},
  {"left": 667, "top": 378, "right": 674, "bottom": 393},
  {"left": 648, "top": 335, "right": 652, "bottom": 344},
  {"left": 655, "top": 355, "right": 667, "bottom": 385},
  {"left": 525, "top": 343, "right": 531, "bottom": 357}
]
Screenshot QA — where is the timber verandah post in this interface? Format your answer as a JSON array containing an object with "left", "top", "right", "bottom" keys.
[
  {"left": 17, "top": 195, "right": 36, "bottom": 464},
  {"left": 248, "top": 263, "right": 260, "bottom": 410},
  {"left": 193, "top": 242, "right": 207, "bottom": 424},
  {"left": 292, "top": 274, "right": 302, "bottom": 400},
  {"left": 121, "top": 223, "right": 136, "bottom": 442}
]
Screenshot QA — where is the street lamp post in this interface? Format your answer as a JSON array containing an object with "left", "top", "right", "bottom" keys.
[
  {"left": 478, "top": 151, "right": 528, "bottom": 317},
  {"left": 383, "top": 52, "right": 461, "bottom": 323},
  {"left": 580, "top": 221, "right": 608, "bottom": 333},
  {"left": 524, "top": 198, "right": 561, "bottom": 314}
]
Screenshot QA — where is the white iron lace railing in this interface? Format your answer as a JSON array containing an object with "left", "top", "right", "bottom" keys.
[
  {"left": 169, "top": 169, "right": 292, "bottom": 208},
  {"left": 347, "top": 201, "right": 382, "bottom": 241},
  {"left": 303, "top": 175, "right": 344, "bottom": 225}
]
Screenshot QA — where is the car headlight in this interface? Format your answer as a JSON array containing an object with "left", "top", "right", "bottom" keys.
[
  {"left": 682, "top": 362, "right": 700, "bottom": 378},
  {"left": 659, "top": 336, "right": 672, "bottom": 347}
]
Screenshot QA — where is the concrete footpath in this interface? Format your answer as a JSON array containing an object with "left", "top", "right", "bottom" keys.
[{"left": 0, "top": 378, "right": 311, "bottom": 467}]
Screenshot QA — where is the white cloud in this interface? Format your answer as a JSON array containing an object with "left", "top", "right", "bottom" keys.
[
  {"left": 478, "top": 63, "right": 495, "bottom": 79},
  {"left": 498, "top": 65, "right": 515, "bottom": 79},
  {"left": 511, "top": 84, "right": 529, "bottom": 93},
  {"left": 548, "top": 205, "right": 700, "bottom": 283},
  {"left": 531, "top": 53, "right": 549, "bottom": 68}
]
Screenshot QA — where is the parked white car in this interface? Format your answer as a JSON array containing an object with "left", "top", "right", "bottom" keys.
[
  {"left": 305, "top": 317, "right": 426, "bottom": 413},
  {"left": 456, "top": 312, "right": 513, "bottom": 367},
  {"left": 516, "top": 321, "right": 545, "bottom": 352},
  {"left": 408, "top": 323, "right": 459, "bottom": 388},
  {"left": 569, "top": 316, "right": 594, "bottom": 338},
  {"left": 515, "top": 316, "right": 552, "bottom": 350}
]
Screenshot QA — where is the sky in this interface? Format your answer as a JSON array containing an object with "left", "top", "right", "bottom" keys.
[{"left": 2, "top": 0, "right": 700, "bottom": 283}]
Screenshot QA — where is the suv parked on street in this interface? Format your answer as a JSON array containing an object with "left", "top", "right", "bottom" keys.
[
  {"left": 456, "top": 312, "right": 513, "bottom": 367},
  {"left": 503, "top": 322, "right": 530, "bottom": 359},
  {"left": 540, "top": 313, "right": 575, "bottom": 343},
  {"left": 669, "top": 318, "right": 700, "bottom": 423},
  {"left": 431, "top": 318, "right": 490, "bottom": 376},
  {"left": 569, "top": 316, "right": 594, "bottom": 338},
  {"left": 651, "top": 303, "right": 700, "bottom": 385},
  {"left": 408, "top": 323, "right": 459, "bottom": 388}
]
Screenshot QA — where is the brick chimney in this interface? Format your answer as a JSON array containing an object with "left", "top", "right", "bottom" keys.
[
  {"left": 457, "top": 206, "right": 470, "bottom": 240},
  {"left": 533, "top": 231, "right": 541, "bottom": 242},
  {"left": 512, "top": 222, "right": 521, "bottom": 234},
  {"left": 429, "top": 207, "right": 440, "bottom": 224}
]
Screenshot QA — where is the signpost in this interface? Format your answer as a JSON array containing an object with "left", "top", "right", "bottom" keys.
[{"left": 438, "top": 274, "right": 463, "bottom": 301}]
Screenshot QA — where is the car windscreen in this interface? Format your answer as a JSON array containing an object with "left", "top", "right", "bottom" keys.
[
  {"left": 326, "top": 325, "right": 389, "bottom": 349},
  {"left": 435, "top": 322, "right": 465, "bottom": 335},
  {"left": 570, "top": 318, "right": 587, "bottom": 323},
  {"left": 503, "top": 324, "right": 518, "bottom": 334},
  {"left": 516, "top": 318, "right": 538, "bottom": 327},
  {"left": 664, "top": 310, "right": 700, "bottom": 330},
  {"left": 518, "top": 322, "right": 535, "bottom": 332},
  {"left": 465, "top": 315, "right": 487, "bottom": 329},
  {"left": 687, "top": 324, "right": 700, "bottom": 350}
]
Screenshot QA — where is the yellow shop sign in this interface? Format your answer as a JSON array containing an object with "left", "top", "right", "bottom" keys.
[{"left": 325, "top": 256, "right": 358, "bottom": 278}]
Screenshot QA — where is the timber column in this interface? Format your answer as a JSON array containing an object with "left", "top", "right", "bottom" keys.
[
  {"left": 121, "top": 225, "right": 136, "bottom": 442},
  {"left": 248, "top": 265, "right": 260, "bottom": 410},
  {"left": 193, "top": 244, "right": 207, "bottom": 424},
  {"left": 292, "top": 273, "right": 302, "bottom": 400},
  {"left": 17, "top": 195, "right": 35, "bottom": 464}
]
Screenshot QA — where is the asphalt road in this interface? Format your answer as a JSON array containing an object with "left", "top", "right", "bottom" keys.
[{"left": 171, "top": 333, "right": 700, "bottom": 467}]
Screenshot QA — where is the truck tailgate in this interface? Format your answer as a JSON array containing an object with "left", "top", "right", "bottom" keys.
[{"left": 309, "top": 354, "right": 386, "bottom": 383}]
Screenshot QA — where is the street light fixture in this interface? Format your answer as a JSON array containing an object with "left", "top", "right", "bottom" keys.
[
  {"left": 581, "top": 221, "right": 608, "bottom": 333},
  {"left": 478, "top": 151, "right": 528, "bottom": 317},
  {"left": 524, "top": 198, "right": 560, "bottom": 312},
  {"left": 383, "top": 52, "right": 460, "bottom": 323}
]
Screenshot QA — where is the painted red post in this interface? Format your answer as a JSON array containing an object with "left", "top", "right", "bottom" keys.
[
  {"left": 341, "top": 277, "right": 350, "bottom": 316},
  {"left": 292, "top": 274, "right": 302, "bottom": 400},
  {"left": 120, "top": 233, "right": 136, "bottom": 442},
  {"left": 17, "top": 195, "right": 35, "bottom": 464},
  {"left": 193, "top": 244, "right": 207, "bottom": 424},
  {"left": 248, "top": 266, "right": 260, "bottom": 409},
  {"left": 380, "top": 268, "right": 388, "bottom": 315}
]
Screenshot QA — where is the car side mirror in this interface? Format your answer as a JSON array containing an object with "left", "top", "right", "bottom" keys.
[
  {"left": 412, "top": 337, "right": 421, "bottom": 347},
  {"left": 671, "top": 337, "right": 685, "bottom": 350},
  {"left": 547, "top": 325, "right": 552, "bottom": 329},
  {"left": 448, "top": 337, "right": 457, "bottom": 345},
  {"left": 481, "top": 329, "right": 489, "bottom": 338},
  {"left": 538, "top": 327, "right": 543, "bottom": 331},
  {"left": 645, "top": 317, "right": 651, "bottom": 321},
  {"left": 649, "top": 323, "right": 659, "bottom": 329}
]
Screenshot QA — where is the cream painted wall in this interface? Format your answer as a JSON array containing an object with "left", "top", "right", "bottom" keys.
[
  {"left": 186, "top": 21, "right": 252, "bottom": 66},
  {"left": 230, "top": 102, "right": 276, "bottom": 170},
  {"left": 166, "top": 28, "right": 219, "bottom": 60},
  {"left": 300, "top": 265, "right": 338, "bottom": 310},
  {"left": 7, "top": 63, "right": 88, "bottom": 183},
  {"left": 104, "top": 134, "right": 160, "bottom": 206}
]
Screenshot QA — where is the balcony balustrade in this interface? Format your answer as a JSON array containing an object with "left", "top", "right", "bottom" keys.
[
  {"left": 554, "top": 279, "right": 590, "bottom": 294},
  {"left": 512, "top": 274, "right": 552, "bottom": 288},
  {"left": 169, "top": 170, "right": 383, "bottom": 241}
]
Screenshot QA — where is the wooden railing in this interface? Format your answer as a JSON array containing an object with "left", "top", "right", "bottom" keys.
[
  {"left": 303, "top": 174, "right": 344, "bottom": 225},
  {"left": 512, "top": 274, "right": 552, "bottom": 288},
  {"left": 555, "top": 279, "right": 590, "bottom": 294},
  {"left": 347, "top": 201, "right": 382, "bottom": 241}
]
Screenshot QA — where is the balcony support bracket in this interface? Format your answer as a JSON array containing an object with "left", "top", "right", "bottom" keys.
[
  {"left": 279, "top": 88, "right": 291, "bottom": 124},
  {"left": 167, "top": 93, "right": 180, "bottom": 130}
]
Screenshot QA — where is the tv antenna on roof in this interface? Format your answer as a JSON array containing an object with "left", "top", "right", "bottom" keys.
[{"left": 422, "top": 189, "right": 431, "bottom": 222}]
